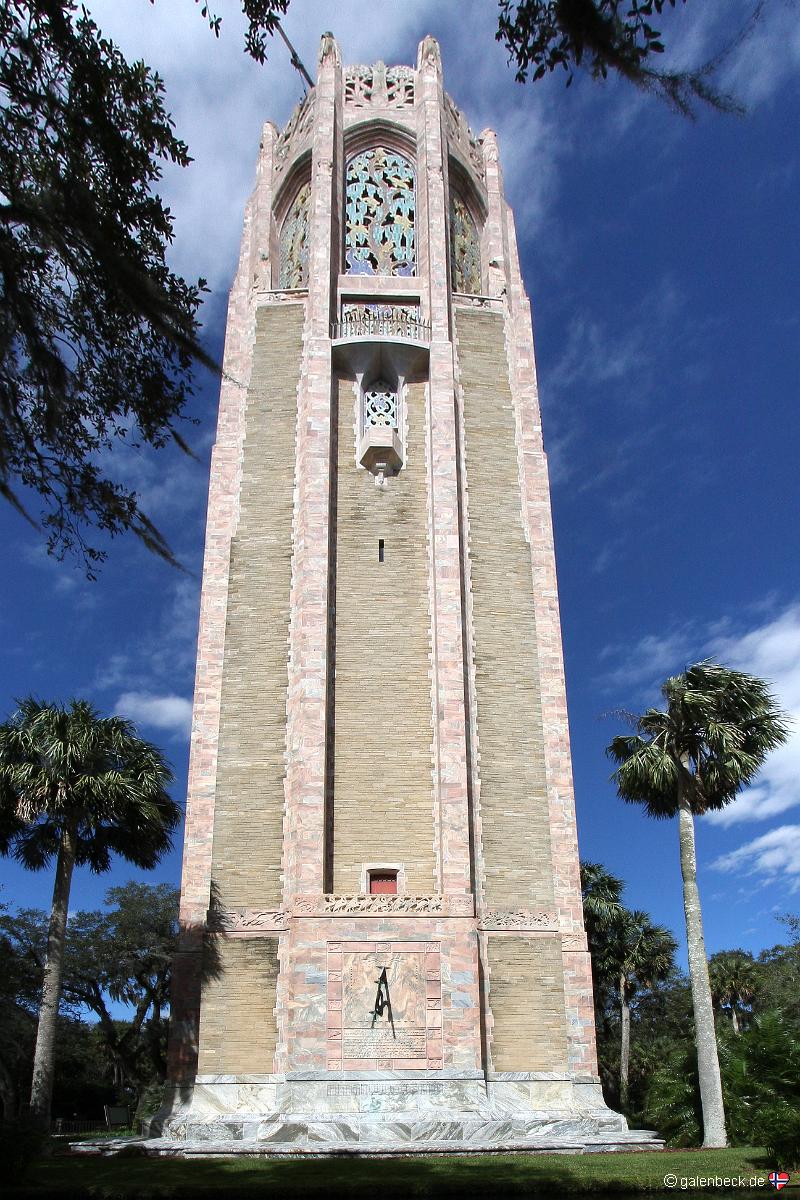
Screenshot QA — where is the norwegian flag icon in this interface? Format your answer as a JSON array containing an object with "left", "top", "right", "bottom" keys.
[{"left": 769, "top": 1172, "right": 790, "bottom": 1190}]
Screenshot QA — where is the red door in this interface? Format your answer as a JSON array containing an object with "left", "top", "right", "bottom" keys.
[{"left": 369, "top": 872, "right": 398, "bottom": 895}]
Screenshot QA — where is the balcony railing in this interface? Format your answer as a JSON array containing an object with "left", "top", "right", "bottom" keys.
[{"left": 331, "top": 313, "right": 431, "bottom": 343}]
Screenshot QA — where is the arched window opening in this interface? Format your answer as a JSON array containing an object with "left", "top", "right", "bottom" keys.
[
  {"left": 278, "top": 181, "right": 311, "bottom": 288},
  {"left": 450, "top": 192, "right": 481, "bottom": 294},
  {"left": 345, "top": 147, "right": 416, "bottom": 277}
]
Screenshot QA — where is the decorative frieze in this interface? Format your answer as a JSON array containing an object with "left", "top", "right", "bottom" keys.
[
  {"left": 478, "top": 909, "right": 558, "bottom": 932},
  {"left": 295, "top": 894, "right": 474, "bottom": 917},
  {"left": 211, "top": 908, "right": 289, "bottom": 934}
]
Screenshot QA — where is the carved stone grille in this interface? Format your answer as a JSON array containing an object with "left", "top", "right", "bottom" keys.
[
  {"left": 344, "top": 63, "right": 414, "bottom": 108},
  {"left": 363, "top": 380, "right": 398, "bottom": 430},
  {"left": 345, "top": 147, "right": 416, "bottom": 277},
  {"left": 278, "top": 182, "right": 311, "bottom": 288},
  {"left": 450, "top": 194, "right": 481, "bottom": 294}
]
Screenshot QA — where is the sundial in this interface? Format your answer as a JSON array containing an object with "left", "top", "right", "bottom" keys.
[{"left": 370, "top": 965, "right": 396, "bottom": 1037}]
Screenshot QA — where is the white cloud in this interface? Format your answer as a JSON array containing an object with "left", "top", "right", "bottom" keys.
[
  {"left": 114, "top": 690, "right": 193, "bottom": 737},
  {"left": 599, "top": 626, "right": 696, "bottom": 693},
  {"left": 599, "top": 601, "right": 800, "bottom": 825},
  {"left": 704, "top": 604, "right": 800, "bottom": 826},
  {"left": 711, "top": 824, "right": 800, "bottom": 894}
]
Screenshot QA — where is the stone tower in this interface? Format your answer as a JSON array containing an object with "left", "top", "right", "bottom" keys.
[{"left": 156, "top": 35, "right": 655, "bottom": 1151}]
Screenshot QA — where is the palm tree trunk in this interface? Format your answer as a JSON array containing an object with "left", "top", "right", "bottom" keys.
[
  {"left": 678, "top": 791, "right": 727, "bottom": 1147},
  {"left": 0, "top": 1055, "right": 19, "bottom": 1120},
  {"left": 28, "top": 819, "right": 78, "bottom": 1129},
  {"left": 619, "top": 973, "right": 630, "bottom": 1111}
]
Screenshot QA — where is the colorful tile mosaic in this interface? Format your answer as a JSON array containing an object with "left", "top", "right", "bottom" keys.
[
  {"left": 345, "top": 147, "right": 415, "bottom": 277},
  {"left": 450, "top": 194, "right": 481, "bottom": 294},
  {"left": 278, "top": 181, "right": 310, "bottom": 288}
]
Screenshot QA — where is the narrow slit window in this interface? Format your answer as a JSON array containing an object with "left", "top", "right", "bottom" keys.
[
  {"left": 378, "top": 539, "right": 385, "bottom": 563},
  {"left": 369, "top": 871, "right": 397, "bottom": 895}
]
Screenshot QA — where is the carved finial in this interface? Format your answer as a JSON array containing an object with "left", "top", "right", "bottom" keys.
[
  {"left": 416, "top": 35, "right": 441, "bottom": 76},
  {"left": 481, "top": 129, "right": 499, "bottom": 163},
  {"left": 318, "top": 31, "right": 340, "bottom": 68},
  {"left": 373, "top": 59, "right": 387, "bottom": 100},
  {"left": 259, "top": 121, "right": 279, "bottom": 150}
]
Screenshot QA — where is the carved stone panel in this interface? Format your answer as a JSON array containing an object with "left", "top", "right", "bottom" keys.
[
  {"left": 211, "top": 907, "right": 289, "bottom": 934},
  {"left": 328, "top": 941, "right": 443, "bottom": 1070}
]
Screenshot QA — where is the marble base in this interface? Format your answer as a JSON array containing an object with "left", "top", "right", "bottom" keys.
[{"left": 117, "top": 1074, "right": 663, "bottom": 1155}]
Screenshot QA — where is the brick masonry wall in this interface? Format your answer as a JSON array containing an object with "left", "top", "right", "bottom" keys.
[
  {"left": 486, "top": 935, "right": 568, "bottom": 1072},
  {"left": 198, "top": 937, "right": 280, "bottom": 1074},
  {"left": 455, "top": 308, "right": 555, "bottom": 914},
  {"left": 209, "top": 304, "right": 303, "bottom": 910},
  {"left": 331, "top": 378, "right": 436, "bottom": 892},
  {"left": 501, "top": 197, "right": 599, "bottom": 1078}
]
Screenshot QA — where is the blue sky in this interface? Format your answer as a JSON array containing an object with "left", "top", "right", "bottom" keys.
[{"left": 1, "top": 1, "right": 799, "bottom": 969}]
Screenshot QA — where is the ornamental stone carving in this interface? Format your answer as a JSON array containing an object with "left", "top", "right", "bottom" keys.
[
  {"left": 417, "top": 34, "right": 442, "bottom": 75},
  {"left": 212, "top": 907, "right": 289, "bottom": 933},
  {"left": 444, "top": 93, "right": 486, "bottom": 182},
  {"left": 294, "top": 894, "right": 474, "bottom": 917},
  {"left": 318, "top": 32, "right": 341, "bottom": 68},
  {"left": 363, "top": 380, "right": 398, "bottom": 430},
  {"left": 478, "top": 909, "right": 558, "bottom": 932},
  {"left": 386, "top": 66, "right": 415, "bottom": 107},
  {"left": 273, "top": 94, "right": 315, "bottom": 175},
  {"left": 345, "top": 65, "right": 373, "bottom": 106},
  {"left": 345, "top": 61, "right": 416, "bottom": 108}
]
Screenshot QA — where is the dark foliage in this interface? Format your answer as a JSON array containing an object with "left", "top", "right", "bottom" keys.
[
  {"left": 1, "top": 1, "right": 216, "bottom": 573},
  {"left": 63, "top": 882, "right": 179, "bottom": 1102},
  {"left": 185, "top": 0, "right": 290, "bottom": 63},
  {"left": 0, "top": 883, "right": 179, "bottom": 1121},
  {"left": 496, "top": 0, "right": 763, "bottom": 116}
]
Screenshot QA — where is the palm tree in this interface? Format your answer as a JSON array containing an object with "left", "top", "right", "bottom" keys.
[
  {"left": 709, "top": 949, "right": 759, "bottom": 1035},
  {"left": 581, "top": 860, "right": 624, "bottom": 935},
  {"left": 607, "top": 662, "right": 788, "bottom": 1148},
  {"left": 580, "top": 861, "right": 624, "bottom": 1039},
  {"left": 0, "top": 698, "right": 179, "bottom": 1128},
  {"left": 609, "top": 909, "right": 677, "bottom": 1110}
]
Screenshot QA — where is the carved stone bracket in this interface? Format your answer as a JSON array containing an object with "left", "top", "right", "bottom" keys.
[
  {"left": 477, "top": 909, "right": 558, "bottom": 932},
  {"left": 295, "top": 894, "right": 474, "bottom": 917}
]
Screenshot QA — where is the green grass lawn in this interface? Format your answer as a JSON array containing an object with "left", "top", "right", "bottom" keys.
[{"left": 9, "top": 1146, "right": 797, "bottom": 1199}]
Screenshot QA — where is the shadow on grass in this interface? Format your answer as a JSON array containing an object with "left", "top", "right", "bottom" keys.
[
  {"left": 8, "top": 1145, "right": 782, "bottom": 1200},
  {"left": 8, "top": 1150, "right": 581, "bottom": 1200}
]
